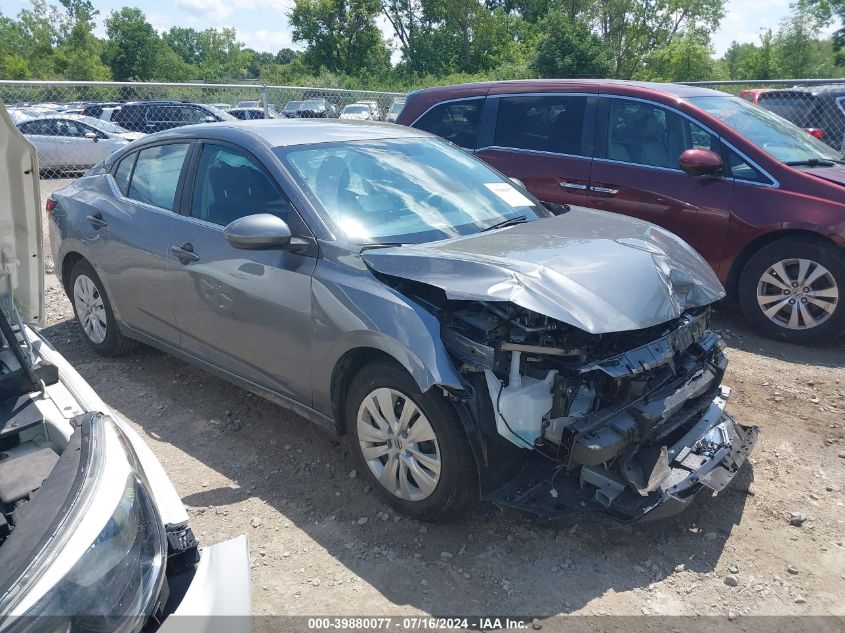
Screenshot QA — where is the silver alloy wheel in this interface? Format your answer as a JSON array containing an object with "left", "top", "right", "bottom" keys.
[
  {"left": 756, "top": 258, "right": 839, "bottom": 330},
  {"left": 356, "top": 387, "right": 441, "bottom": 502},
  {"left": 73, "top": 274, "right": 108, "bottom": 344}
]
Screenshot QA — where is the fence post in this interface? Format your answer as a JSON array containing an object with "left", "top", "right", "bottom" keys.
[{"left": 261, "top": 84, "right": 269, "bottom": 117}]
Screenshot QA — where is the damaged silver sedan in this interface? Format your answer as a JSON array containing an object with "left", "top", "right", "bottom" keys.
[{"left": 49, "top": 120, "right": 758, "bottom": 522}]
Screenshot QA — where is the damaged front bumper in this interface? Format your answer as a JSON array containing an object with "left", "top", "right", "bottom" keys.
[{"left": 485, "top": 386, "right": 758, "bottom": 523}]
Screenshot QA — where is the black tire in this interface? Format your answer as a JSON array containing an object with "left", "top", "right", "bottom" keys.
[
  {"left": 68, "top": 259, "right": 138, "bottom": 356},
  {"left": 738, "top": 237, "right": 845, "bottom": 345},
  {"left": 345, "top": 360, "right": 477, "bottom": 522}
]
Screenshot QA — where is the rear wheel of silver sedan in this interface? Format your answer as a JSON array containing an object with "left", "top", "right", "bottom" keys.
[
  {"left": 346, "top": 360, "right": 476, "bottom": 521},
  {"left": 738, "top": 238, "right": 845, "bottom": 345},
  {"left": 69, "top": 259, "right": 137, "bottom": 356}
]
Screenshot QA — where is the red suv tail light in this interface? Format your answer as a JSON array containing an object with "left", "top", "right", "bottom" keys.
[
  {"left": 45, "top": 198, "right": 56, "bottom": 214},
  {"left": 805, "top": 128, "right": 825, "bottom": 140}
]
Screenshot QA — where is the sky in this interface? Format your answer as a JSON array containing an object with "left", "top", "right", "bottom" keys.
[{"left": 2, "top": 0, "right": 837, "bottom": 60}]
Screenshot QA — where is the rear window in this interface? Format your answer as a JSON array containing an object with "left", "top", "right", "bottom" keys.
[
  {"left": 413, "top": 99, "right": 483, "bottom": 150},
  {"left": 757, "top": 93, "right": 815, "bottom": 126}
]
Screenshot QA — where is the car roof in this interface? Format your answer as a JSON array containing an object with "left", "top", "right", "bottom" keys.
[
  {"left": 412, "top": 79, "right": 726, "bottom": 98},
  {"left": 134, "top": 119, "right": 428, "bottom": 149},
  {"left": 20, "top": 113, "right": 104, "bottom": 125}
]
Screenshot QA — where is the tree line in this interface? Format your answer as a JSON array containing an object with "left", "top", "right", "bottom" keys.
[{"left": 1, "top": 0, "right": 844, "bottom": 91}]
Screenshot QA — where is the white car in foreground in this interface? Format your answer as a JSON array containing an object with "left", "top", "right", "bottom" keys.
[
  {"left": 16, "top": 114, "right": 144, "bottom": 173},
  {"left": 0, "top": 104, "right": 250, "bottom": 632}
]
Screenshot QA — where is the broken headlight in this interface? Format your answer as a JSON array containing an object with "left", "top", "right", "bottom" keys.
[{"left": 0, "top": 415, "right": 167, "bottom": 633}]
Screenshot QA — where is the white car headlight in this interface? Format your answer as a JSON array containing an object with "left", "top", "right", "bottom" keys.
[{"left": 0, "top": 415, "right": 167, "bottom": 633}]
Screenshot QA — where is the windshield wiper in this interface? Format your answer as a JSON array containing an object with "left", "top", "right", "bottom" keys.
[
  {"left": 785, "top": 158, "right": 839, "bottom": 167},
  {"left": 481, "top": 215, "right": 527, "bottom": 233},
  {"left": 359, "top": 242, "right": 407, "bottom": 252}
]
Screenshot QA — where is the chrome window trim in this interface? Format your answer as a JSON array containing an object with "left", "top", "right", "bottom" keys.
[
  {"left": 835, "top": 96, "right": 845, "bottom": 118},
  {"left": 476, "top": 145, "right": 593, "bottom": 160},
  {"left": 602, "top": 94, "right": 780, "bottom": 188}
]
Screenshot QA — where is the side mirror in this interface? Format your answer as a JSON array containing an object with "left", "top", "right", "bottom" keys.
[
  {"left": 510, "top": 177, "right": 527, "bottom": 190},
  {"left": 204, "top": 116, "right": 216, "bottom": 123},
  {"left": 85, "top": 131, "right": 98, "bottom": 142},
  {"left": 224, "top": 214, "right": 292, "bottom": 250},
  {"left": 678, "top": 149, "right": 723, "bottom": 177}
]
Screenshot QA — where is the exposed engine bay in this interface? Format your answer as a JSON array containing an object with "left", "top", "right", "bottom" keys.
[
  {"left": 0, "top": 304, "right": 72, "bottom": 547},
  {"left": 396, "top": 278, "right": 758, "bottom": 521}
]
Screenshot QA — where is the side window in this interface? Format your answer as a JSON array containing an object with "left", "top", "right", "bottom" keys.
[
  {"left": 24, "top": 120, "right": 57, "bottom": 136},
  {"left": 112, "top": 153, "right": 136, "bottom": 195},
  {"left": 414, "top": 100, "right": 483, "bottom": 150},
  {"left": 493, "top": 95, "right": 588, "bottom": 155},
  {"left": 607, "top": 99, "right": 719, "bottom": 170},
  {"left": 725, "top": 148, "right": 770, "bottom": 184},
  {"left": 191, "top": 144, "right": 289, "bottom": 226},
  {"left": 127, "top": 144, "right": 190, "bottom": 210},
  {"left": 182, "top": 107, "right": 208, "bottom": 123},
  {"left": 54, "top": 119, "right": 86, "bottom": 138}
]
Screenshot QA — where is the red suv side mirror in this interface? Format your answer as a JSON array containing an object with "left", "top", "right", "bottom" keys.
[{"left": 678, "top": 149, "right": 724, "bottom": 178}]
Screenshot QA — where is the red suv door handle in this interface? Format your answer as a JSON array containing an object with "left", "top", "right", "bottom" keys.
[
  {"left": 559, "top": 182, "right": 589, "bottom": 191},
  {"left": 591, "top": 186, "right": 619, "bottom": 196}
]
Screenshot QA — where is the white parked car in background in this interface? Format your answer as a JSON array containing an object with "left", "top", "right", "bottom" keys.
[
  {"left": 339, "top": 103, "right": 375, "bottom": 120},
  {"left": 16, "top": 114, "right": 144, "bottom": 173},
  {"left": 0, "top": 103, "right": 250, "bottom": 632}
]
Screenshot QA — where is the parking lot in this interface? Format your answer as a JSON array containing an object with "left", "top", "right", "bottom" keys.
[{"left": 36, "top": 178, "right": 845, "bottom": 621}]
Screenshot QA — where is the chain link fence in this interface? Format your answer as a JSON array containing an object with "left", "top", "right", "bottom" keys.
[
  {"left": 686, "top": 78, "right": 845, "bottom": 153},
  {"left": 5, "top": 78, "right": 845, "bottom": 183},
  {"left": 0, "top": 80, "right": 405, "bottom": 181}
]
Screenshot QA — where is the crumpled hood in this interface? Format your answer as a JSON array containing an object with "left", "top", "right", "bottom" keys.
[
  {"left": 0, "top": 103, "right": 43, "bottom": 325},
  {"left": 362, "top": 207, "right": 725, "bottom": 334}
]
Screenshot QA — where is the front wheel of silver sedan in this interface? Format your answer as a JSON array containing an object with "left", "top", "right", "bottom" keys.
[
  {"left": 346, "top": 361, "right": 476, "bottom": 521},
  {"left": 69, "top": 259, "right": 138, "bottom": 357},
  {"left": 738, "top": 238, "right": 845, "bottom": 345}
]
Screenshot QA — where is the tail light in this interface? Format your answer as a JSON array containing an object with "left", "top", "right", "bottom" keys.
[
  {"left": 805, "top": 128, "right": 825, "bottom": 140},
  {"left": 45, "top": 197, "right": 56, "bottom": 214}
]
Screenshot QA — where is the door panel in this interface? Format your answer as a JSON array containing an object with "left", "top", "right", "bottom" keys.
[
  {"left": 167, "top": 220, "right": 316, "bottom": 401},
  {"left": 168, "top": 142, "right": 316, "bottom": 402},
  {"left": 94, "top": 143, "right": 192, "bottom": 342},
  {"left": 476, "top": 94, "right": 594, "bottom": 206},
  {"left": 587, "top": 98, "right": 732, "bottom": 272}
]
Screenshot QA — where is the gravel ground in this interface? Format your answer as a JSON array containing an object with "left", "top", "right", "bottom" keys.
[{"left": 39, "top": 178, "right": 844, "bottom": 621}]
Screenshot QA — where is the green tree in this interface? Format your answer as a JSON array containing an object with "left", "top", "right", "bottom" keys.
[
  {"left": 774, "top": 3, "right": 828, "bottom": 77},
  {"left": 54, "top": 0, "right": 110, "bottom": 80},
  {"left": 103, "top": 7, "right": 162, "bottom": 80},
  {"left": 590, "top": 0, "right": 725, "bottom": 78},
  {"left": 289, "top": 0, "right": 391, "bottom": 75},
  {"left": 638, "top": 33, "right": 723, "bottom": 81},
  {"left": 163, "top": 27, "right": 203, "bottom": 66},
  {"left": 533, "top": 12, "right": 612, "bottom": 77}
]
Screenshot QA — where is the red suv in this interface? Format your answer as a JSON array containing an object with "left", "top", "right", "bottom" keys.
[{"left": 397, "top": 80, "right": 845, "bottom": 344}]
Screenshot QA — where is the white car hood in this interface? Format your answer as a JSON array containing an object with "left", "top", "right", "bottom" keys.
[{"left": 0, "top": 103, "right": 44, "bottom": 325}]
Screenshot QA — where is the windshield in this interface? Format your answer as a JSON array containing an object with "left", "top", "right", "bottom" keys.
[
  {"left": 277, "top": 137, "right": 546, "bottom": 244},
  {"left": 85, "top": 117, "right": 129, "bottom": 134},
  {"left": 302, "top": 100, "right": 325, "bottom": 109},
  {"left": 343, "top": 106, "right": 368, "bottom": 114},
  {"left": 688, "top": 95, "right": 841, "bottom": 163},
  {"left": 284, "top": 102, "right": 301, "bottom": 111},
  {"left": 203, "top": 104, "right": 237, "bottom": 121},
  {"left": 389, "top": 102, "right": 405, "bottom": 114}
]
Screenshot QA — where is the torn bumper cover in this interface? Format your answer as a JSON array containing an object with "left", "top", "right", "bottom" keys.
[{"left": 486, "top": 386, "right": 758, "bottom": 522}]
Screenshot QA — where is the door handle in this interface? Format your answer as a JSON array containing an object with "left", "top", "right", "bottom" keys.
[
  {"left": 591, "top": 186, "right": 619, "bottom": 196},
  {"left": 170, "top": 243, "right": 200, "bottom": 264},
  {"left": 85, "top": 213, "right": 107, "bottom": 229},
  {"left": 559, "top": 182, "right": 589, "bottom": 192}
]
